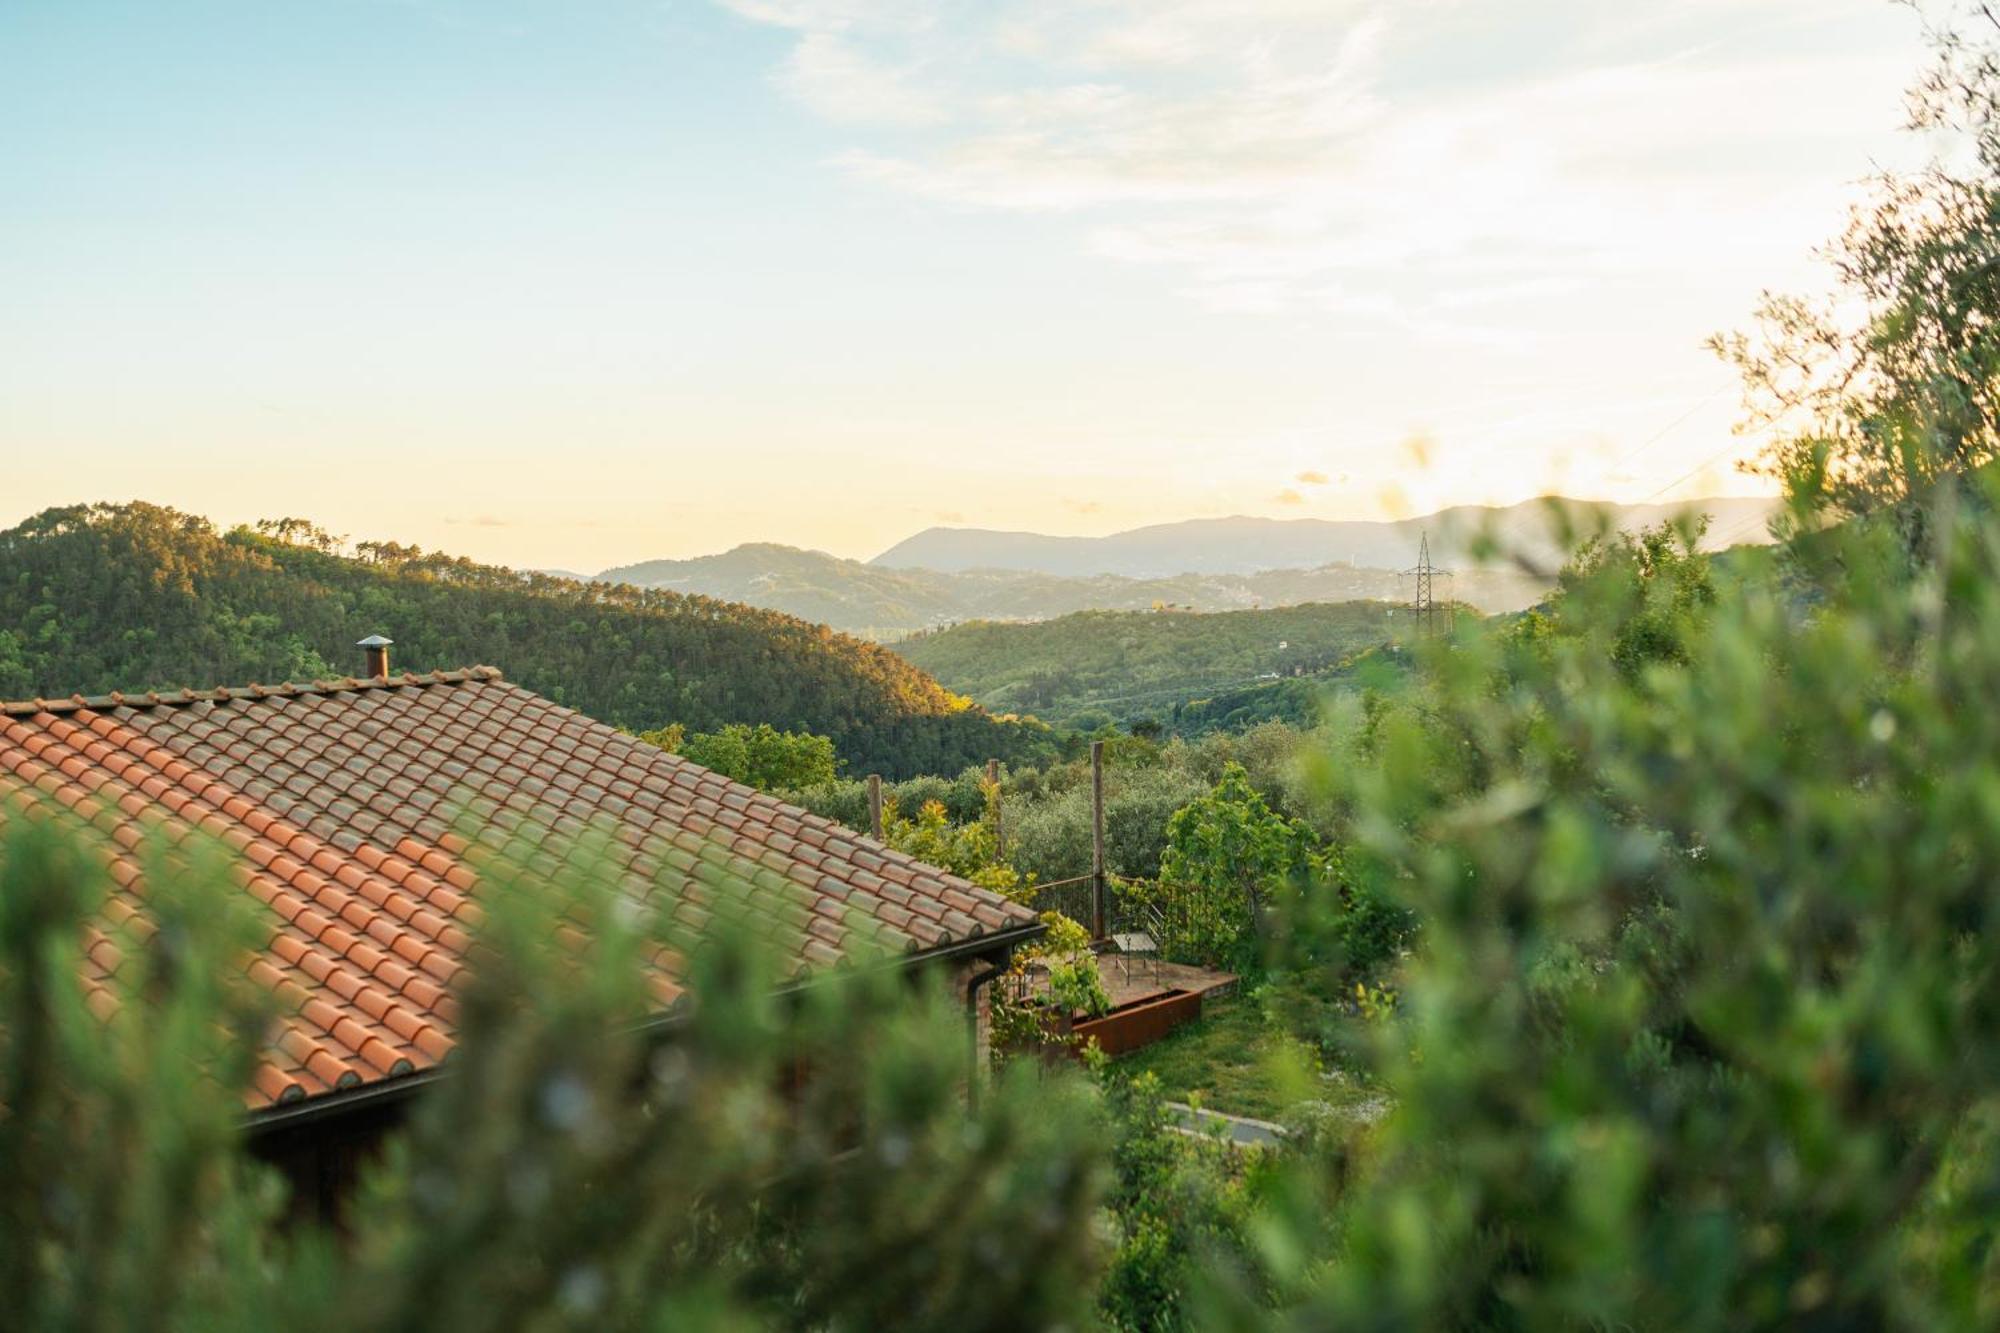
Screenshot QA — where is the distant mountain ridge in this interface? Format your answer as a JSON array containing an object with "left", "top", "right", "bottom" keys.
[
  {"left": 593, "top": 544, "right": 1553, "bottom": 635},
  {"left": 869, "top": 496, "right": 1779, "bottom": 577},
  {"left": 591, "top": 496, "right": 1777, "bottom": 636}
]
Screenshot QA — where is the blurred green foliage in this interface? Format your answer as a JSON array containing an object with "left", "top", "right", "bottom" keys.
[
  {"left": 1096, "top": 1069, "right": 1286, "bottom": 1333},
  {"left": 0, "top": 813, "right": 276, "bottom": 1330},
  {"left": 0, "top": 809, "right": 1112, "bottom": 1331},
  {"left": 1507, "top": 517, "right": 1717, "bottom": 676},
  {"left": 1198, "top": 476, "right": 2000, "bottom": 1328}
]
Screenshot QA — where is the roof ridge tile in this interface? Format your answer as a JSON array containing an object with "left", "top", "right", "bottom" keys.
[{"left": 0, "top": 666, "right": 506, "bottom": 717}]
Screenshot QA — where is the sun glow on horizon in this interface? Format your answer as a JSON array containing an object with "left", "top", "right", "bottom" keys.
[{"left": 2, "top": 0, "right": 1922, "bottom": 570}]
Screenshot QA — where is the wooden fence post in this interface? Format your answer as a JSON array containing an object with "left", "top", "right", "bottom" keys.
[
  {"left": 986, "top": 758, "right": 1004, "bottom": 861},
  {"left": 1090, "top": 740, "right": 1106, "bottom": 941},
  {"left": 868, "top": 774, "right": 883, "bottom": 841}
]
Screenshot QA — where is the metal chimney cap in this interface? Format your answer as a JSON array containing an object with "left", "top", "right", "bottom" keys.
[{"left": 356, "top": 634, "right": 394, "bottom": 647}]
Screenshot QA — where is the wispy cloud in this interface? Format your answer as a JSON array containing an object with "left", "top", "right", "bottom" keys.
[
  {"left": 712, "top": 0, "right": 1918, "bottom": 320},
  {"left": 1295, "top": 469, "right": 1329, "bottom": 485},
  {"left": 780, "top": 32, "right": 948, "bottom": 125},
  {"left": 714, "top": 0, "right": 935, "bottom": 34},
  {"left": 1273, "top": 488, "right": 1305, "bottom": 505}
]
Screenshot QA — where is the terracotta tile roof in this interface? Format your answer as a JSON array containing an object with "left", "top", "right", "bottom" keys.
[{"left": 0, "top": 668, "right": 1037, "bottom": 1112}]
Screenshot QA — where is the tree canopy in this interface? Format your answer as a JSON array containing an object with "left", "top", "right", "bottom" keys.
[
  {"left": 0, "top": 503, "right": 1047, "bottom": 779},
  {"left": 673, "top": 723, "right": 839, "bottom": 792},
  {"left": 891, "top": 601, "right": 1399, "bottom": 729},
  {"left": 1716, "top": 4, "right": 2000, "bottom": 530}
]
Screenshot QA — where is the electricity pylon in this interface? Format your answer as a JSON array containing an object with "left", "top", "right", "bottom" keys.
[{"left": 1403, "top": 531, "right": 1451, "bottom": 639}]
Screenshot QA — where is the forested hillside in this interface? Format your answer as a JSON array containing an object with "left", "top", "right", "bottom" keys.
[
  {"left": 891, "top": 601, "right": 1405, "bottom": 728},
  {"left": 0, "top": 504, "right": 1044, "bottom": 778}
]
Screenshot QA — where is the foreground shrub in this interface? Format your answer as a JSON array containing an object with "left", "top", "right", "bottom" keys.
[
  {"left": 1198, "top": 484, "right": 2000, "bottom": 1329},
  {"left": 0, "top": 807, "right": 1110, "bottom": 1331}
]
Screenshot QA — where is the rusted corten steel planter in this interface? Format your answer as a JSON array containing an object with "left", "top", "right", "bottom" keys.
[
  {"left": 996, "top": 987, "right": 1207, "bottom": 1064},
  {"left": 1072, "top": 988, "right": 1202, "bottom": 1058}
]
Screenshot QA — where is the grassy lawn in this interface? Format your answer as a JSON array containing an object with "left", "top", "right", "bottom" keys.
[{"left": 1110, "top": 990, "right": 1380, "bottom": 1123}]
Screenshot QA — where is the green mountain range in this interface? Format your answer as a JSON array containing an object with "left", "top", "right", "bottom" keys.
[{"left": 0, "top": 504, "right": 1044, "bottom": 779}]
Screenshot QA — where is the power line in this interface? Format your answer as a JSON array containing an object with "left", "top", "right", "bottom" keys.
[
  {"left": 1604, "top": 383, "right": 1738, "bottom": 480},
  {"left": 1638, "top": 437, "right": 1759, "bottom": 507},
  {"left": 1709, "top": 507, "right": 1777, "bottom": 549}
]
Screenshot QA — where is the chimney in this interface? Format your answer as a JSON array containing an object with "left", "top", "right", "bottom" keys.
[{"left": 357, "top": 634, "right": 393, "bottom": 679}]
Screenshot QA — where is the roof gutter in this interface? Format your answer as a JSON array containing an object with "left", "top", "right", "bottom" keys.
[
  {"left": 243, "top": 917, "right": 1046, "bottom": 1139},
  {"left": 901, "top": 918, "right": 1044, "bottom": 970}
]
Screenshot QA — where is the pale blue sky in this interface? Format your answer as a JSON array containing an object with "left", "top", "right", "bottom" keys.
[{"left": 3, "top": 1, "right": 1933, "bottom": 567}]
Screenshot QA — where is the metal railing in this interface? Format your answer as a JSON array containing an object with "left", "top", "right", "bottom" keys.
[{"left": 1027, "top": 874, "right": 1169, "bottom": 943}]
